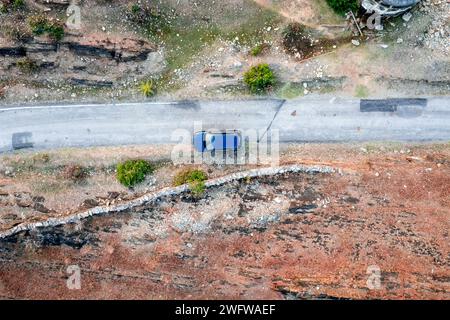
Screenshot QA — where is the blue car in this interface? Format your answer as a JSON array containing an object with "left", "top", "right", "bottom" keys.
[{"left": 193, "top": 130, "right": 241, "bottom": 152}]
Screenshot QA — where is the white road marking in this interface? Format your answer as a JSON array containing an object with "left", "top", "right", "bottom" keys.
[{"left": 0, "top": 101, "right": 180, "bottom": 112}]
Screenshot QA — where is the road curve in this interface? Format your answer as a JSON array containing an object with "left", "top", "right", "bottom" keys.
[{"left": 0, "top": 97, "right": 449, "bottom": 152}]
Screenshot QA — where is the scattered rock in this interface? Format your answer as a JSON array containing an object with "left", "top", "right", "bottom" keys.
[
  {"left": 402, "top": 12, "right": 412, "bottom": 22},
  {"left": 288, "top": 203, "right": 317, "bottom": 214}
]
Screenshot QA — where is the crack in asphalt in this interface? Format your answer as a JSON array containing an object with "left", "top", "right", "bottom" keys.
[{"left": 258, "top": 99, "right": 286, "bottom": 143}]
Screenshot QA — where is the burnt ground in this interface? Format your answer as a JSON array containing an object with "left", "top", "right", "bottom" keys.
[{"left": 0, "top": 159, "right": 448, "bottom": 299}]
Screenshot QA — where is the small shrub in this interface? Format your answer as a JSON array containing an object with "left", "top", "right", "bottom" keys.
[
  {"left": 139, "top": 80, "right": 155, "bottom": 97},
  {"left": 355, "top": 84, "right": 369, "bottom": 98},
  {"left": 326, "top": 0, "right": 359, "bottom": 15},
  {"left": 250, "top": 43, "right": 270, "bottom": 56},
  {"left": 131, "top": 3, "right": 140, "bottom": 14},
  {"left": 28, "top": 15, "right": 49, "bottom": 35},
  {"left": 28, "top": 14, "right": 64, "bottom": 41},
  {"left": 189, "top": 180, "right": 206, "bottom": 196},
  {"left": 0, "top": 0, "right": 25, "bottom": 12},
  {"left": 243, "top": 63, "right": 275, "bottom": 93},
  {"left": 0, "top": 86, "right": 5, "bottom": 99},
  {"left": 63, "top": 164, "right": 87, "bottom": 182},
  {"left": 117, "top": 159, "right": 154, "bottom": 187},
  {"left": 12, "top": 0, "right": 25, "bottom": 10},
  {"left": 16, "top": 57, "right": 38, "bottom": 73},
  {"left": 46, "top": 23, "right": 64, "bottom": 41},
  {"left": 173, "top": 168, "right": 208, "bottom": 197}
]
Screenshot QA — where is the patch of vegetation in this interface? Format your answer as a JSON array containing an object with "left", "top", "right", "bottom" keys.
[
  {"left": 12, "top": 0, "right": 23, "bottom": 9},
  {"left": 354, "top": 84, "right": 369, "bottom": 98},
  {"left": 164, "top": 25, "right": 220, "bottom": 71},
  {"left": 126, "top": 2, "right": 174, "bottom": 37},
  {"left": 277, "top": 82, "right": 304, "bottom": 99},
  {"left": 16, "top": 57, "right": 38, "bottom": 73},
  {"left": 31, "top": 179, "right": 69, "bottom": 195},
  {"left": 250, "top": 43, "right": 270, "bottom": 56},
  {"left": 222, "top": 7, "right": 281, "bottom": 46},
  {"left": 28, "top": 14, "right": 64, "bottom": 41},
  {"left": 0, "top": 0, "right": 25, "bottom": 13},
  {"left": 63, "top": 164, "right": 87, "bottom": 182},
  {"left": 326, "top": 0, "right": 359, "bottom": 16},
  {"left": 282, "top": 22, "right": 315, "bottom": 58},
  {"left": 0, "top": 86, "right": 5, "bottom": 99},
  {"left": 32, "top": 153, "right": 50, "bottom": 164},
  {"left": 4, "top": 152, "right": 54, "bottom": 176},
  {"left": 315, "top": 0, "right": 343, "bottom": 23},
  {"left": 116, "top": 159, "right": 154, "bottom": 188},
  {"left": 173, "top": 168, "right": 208, "bottom": 197},
  {"left": 139, "top": 80, "right": 155, "bottom": 97},
  {"left": 243, "top": 63, "right": 275, "bottom": 94},
  {"left": 3, "top": 20, "right": 32, "bottom": 42},
  {"left": 127, "top": 1, "right": 283, "bottom": 92},
  {"left": 282, "top": 22, "right": 346, "bottom": 59}
]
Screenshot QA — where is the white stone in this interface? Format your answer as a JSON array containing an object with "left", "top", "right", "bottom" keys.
[{"left": 402, "top": 12, "right": 412, "bottom": 22}]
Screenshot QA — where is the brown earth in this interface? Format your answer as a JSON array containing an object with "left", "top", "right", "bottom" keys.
[{"left": 0, "top": 142, "right": 448, "bottom": 299}]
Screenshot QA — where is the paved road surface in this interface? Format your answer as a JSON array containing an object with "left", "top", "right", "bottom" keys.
[{"left": 0, "top": 97, "right": 449, "bottom": 152}]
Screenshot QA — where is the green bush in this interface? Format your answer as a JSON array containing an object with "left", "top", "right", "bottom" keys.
[
  {"left": 173, "top": 168, "right": 208, "bottom": 197},
  {"left": 117, "top": 159, "right": 154, "bottom": 187},
  {"left": 46, "top": 23, "right": 64, "bottom": 41},
  {"left": 243, "top": 63, "right": 275, "bottom": 93},
  {"left": 28, "top": 15, "right": 49, "bottom": 34},
  {"left": 139, "top": 80, "right": 155, "bottom": 97},
  {"left": 326, "top": 0, "right": 359, "bottom": 15},
  {"left": 28, "top": 15, "right": 64, "bottom": 41}
]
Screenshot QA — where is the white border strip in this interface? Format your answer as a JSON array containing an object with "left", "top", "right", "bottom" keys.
[{"left": 0, "top": 101, "right": 180, "bottom": 112}]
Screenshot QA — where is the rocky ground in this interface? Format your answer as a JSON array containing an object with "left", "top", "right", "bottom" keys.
[
  {"left": 0, "top": 142, "right": 448, "bottom": 299},
  {"left": 0, "top": 0, "right": 448, "bottom": 103}
]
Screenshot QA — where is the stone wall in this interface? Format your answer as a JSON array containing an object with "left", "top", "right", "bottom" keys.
[{"left": 0, "top": 164, "right": 336, "bottom": 239}]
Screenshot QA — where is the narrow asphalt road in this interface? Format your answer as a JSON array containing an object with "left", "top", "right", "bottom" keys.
[{"left": 0, "top": 97, "right": 449, "bottom": 152}]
